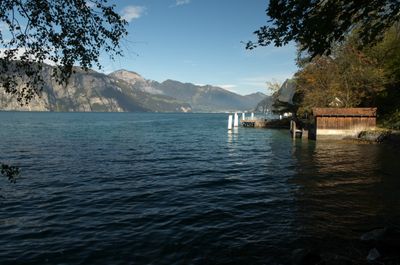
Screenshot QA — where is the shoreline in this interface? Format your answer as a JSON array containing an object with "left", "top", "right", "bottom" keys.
[{"left": 352, "top": 129, "right": 400, "bottom": 147}]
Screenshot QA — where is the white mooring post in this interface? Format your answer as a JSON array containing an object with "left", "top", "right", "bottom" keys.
[
  {"left": 251, "top": 112, "right": 254, "bottom": 119},
  {"left": 228, "top": 115, "right": 233, "bottom": 130},
  {"left": 234, "top": 113, "right": 239, "bottom": 127},
  {"left": 242, "top": 113, "right": 245, "bottom": 121}
]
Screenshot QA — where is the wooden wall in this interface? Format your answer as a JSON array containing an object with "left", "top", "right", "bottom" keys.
[{"left": 316, "top": 116, "right": 376, "bottom": 130}]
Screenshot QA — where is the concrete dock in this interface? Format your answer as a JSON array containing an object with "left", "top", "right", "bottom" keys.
[{"left": 241, "top": 119, "right": 268, "bottom": 128}]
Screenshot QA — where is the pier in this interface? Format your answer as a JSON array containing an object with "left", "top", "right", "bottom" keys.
[
  {"left": 229, "top": 113, "right": 308, "bottom": 139},
  {"left": 241, "top": 115, "right": 290, "bottom": 129},
  {"left": 290, "top": 120, "right": 303, "bottom": 138},
  {"left": 241, "top": 119, "right": 269, "bottom": 128}
]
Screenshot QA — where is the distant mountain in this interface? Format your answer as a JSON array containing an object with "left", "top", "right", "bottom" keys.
[
  {"left": 157, "top": 80, "right": 258, "bottom": 112},
  {"left": 0, "top": 66, "right": 191, "bottom": 112},
  {"left": 255, "top": 95, "right": 274, "bottom": 113},
  {"left": 0, "top": 67, "right": 266, "bottom": 112},
  {"left": 110, "top": 70, "right": 266, "bottom": 112},
  {"left": 243, "top": 92, "right": 268, "bottom": 108},
  {"left": 108, "top": 69, "right": 163, "bottom": 95}
]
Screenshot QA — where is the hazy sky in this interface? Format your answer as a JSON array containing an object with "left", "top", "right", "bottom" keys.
[{"left": 100, "top": 0, "right": 298, "bottom": 95}]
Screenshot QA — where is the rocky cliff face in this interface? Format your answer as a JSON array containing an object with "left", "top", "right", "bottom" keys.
[
  {"left": 0, "top": 67, "right": 192, "bottom": 112},
  {"left": 0, "top": 67, "right": 266, "bottom": 112},
  {"left": 255, "top": 79, "right": 297, "bottom": 113},
  {"left": 108, "top": 69, "right": 163, "bottom": 95}
]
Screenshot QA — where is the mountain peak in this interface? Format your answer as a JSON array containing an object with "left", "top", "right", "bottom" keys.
[
  {"left": 109, "top": 69, "right": 144, "bottom": 84},
  {"left": 245, "top": 92, "right": 267, "bottom": 97},
  {"left": 111, "top": 69, "right": 141, "bottom": 76}
]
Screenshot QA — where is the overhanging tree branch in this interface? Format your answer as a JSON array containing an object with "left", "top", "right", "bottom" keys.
[
  {"left": 247, "top": 0, "right": 400, "bottom": 57},
  {"left": 0, "top": 0, "right": 128, "bottom": 104}
]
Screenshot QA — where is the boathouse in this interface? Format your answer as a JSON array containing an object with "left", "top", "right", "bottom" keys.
[{"left": 311, "top": 107, "right": 377, "bottom": 139}]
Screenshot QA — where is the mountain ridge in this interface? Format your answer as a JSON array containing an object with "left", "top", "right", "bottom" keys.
[
  {"left": 0, "top": 67, "right": 266, "bottom": 112},
  {"left": 0, "top": 66, "right": 192, "bottom": 112},
  {"left": 109, "top": 69, "right": 266, "bottom": 112}
]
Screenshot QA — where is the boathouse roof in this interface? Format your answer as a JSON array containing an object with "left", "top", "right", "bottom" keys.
[{"left": 313, "top": 108, "right": 377, "bottom": 117}]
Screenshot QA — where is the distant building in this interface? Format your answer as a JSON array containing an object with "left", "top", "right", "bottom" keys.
[{"left": 311, "top": 108, "right": 377, "bottom": 139}]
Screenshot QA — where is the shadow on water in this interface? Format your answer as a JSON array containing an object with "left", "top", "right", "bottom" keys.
[
  {"left": 289, "top": 139, "right": 400, "bottom": 261},
  {"left": 1, "top": 113, "right": 400, "bottom": 264}
]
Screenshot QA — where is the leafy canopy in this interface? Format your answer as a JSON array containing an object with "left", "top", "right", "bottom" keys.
[
  {"left": 247, "top": 0, "right": 400, "bottom": 57},
  {"left": 295, "top": 50, "right": 386, "bottom": 115},
  {"left": 292, "top": 25, "right": 400, "bottom": 118},
  {"left": 0, "top": 0, "right": 127, "bottom": 103}
]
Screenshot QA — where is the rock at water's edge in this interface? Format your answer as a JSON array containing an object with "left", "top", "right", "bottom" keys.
[
  {"left": 366, "top": 248, "right": 381, "bottom": 262},
  {"left": 358, "top": 130, "right": 392, "bottom": 143},
  {"left": 360, "top": 227, "right": 388, "bottom": 242}
]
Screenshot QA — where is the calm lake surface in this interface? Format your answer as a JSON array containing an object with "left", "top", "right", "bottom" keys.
[{"left": 0, "top": 112, "right": 399, "bottom": 264}]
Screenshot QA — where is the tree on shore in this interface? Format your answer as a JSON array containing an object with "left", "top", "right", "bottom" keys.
[
  {"left": 248, "top": 1, "right": 400, "bottom": 128},
  {"left": 247, "top": 0, "right": 400, "bottom": 57},
  {"left": 0, "top": 0, "right": 127, "bottom": 104},
  {"left": 266, "top": 79, "right": 281, "bottom": 94},
  {"left": 0, "top": 0, "right": 128, "bottom": 182},
  {"left": 294, "top": 45, "right": 387, "bottom": 115},
  {"left": 278, "top": 25, "right": 399, "bottom": 128}
]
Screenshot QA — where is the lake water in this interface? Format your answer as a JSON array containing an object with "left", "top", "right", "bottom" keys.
[{"left": 0, "top": 112, "right": 399, "bottom": 264}]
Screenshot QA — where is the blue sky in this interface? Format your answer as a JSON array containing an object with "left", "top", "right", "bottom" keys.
[{"left": 102, "top": 0, "right": 298, "bottom": 95}]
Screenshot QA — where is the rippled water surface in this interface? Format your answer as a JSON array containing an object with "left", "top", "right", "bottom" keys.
[{"left": 0, "top": 112, "right": 399, "bottom": 264}]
